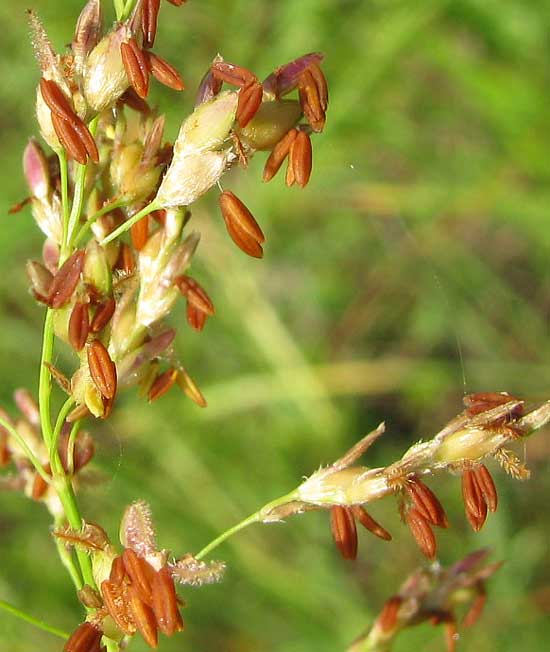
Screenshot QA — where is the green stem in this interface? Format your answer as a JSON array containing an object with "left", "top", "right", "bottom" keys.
[
  {"left": 54, "top": 475, "right": 96, "bottom": 589},
  {"left": 0, "top": 416, "right": 51, "bottom": 485},
  {"left": 66, "top": 420, "right": 82, "bottom": 476},
  {"left": 0, "top": 598, "right": 69, "bottom": 640},
  {"left": 101, "top": 200, "right": 160, "bottom": 246},
  {"left": 38, "top": 309, "right": 55, "bottom": 448},
  {"left": 73, "top": 197, "right": 127, "bottom": 248},
  {"left": 66, "top": 117, "right": 99, "bottom": 251},
  {"left": 50, "top": 397, "right": 75, "bottom": 469},
  {"left": 54, "top": 514, "right": 84, "bottom": 591},
  {"left": 195, "top": 491, "right": 298, "bottom": 560},
  {"left": 58, "top": 152, "right": 70, "bottom": 255}
]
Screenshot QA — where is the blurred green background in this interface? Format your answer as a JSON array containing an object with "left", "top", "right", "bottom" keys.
[{"left": 1, "top": 0, "right": 549, "bottom": 650}]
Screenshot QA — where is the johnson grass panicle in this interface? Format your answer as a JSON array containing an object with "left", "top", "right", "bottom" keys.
[{"left": 0, "top": 1, "right": 546, "bottom": 651}]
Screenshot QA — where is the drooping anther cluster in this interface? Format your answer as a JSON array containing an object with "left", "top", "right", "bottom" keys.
[
  {"left": 255, "top": 392, "right": 549, "bottom": 564},
  {"left": 60, "top": 501, "right": 225, "bottom": 651}
]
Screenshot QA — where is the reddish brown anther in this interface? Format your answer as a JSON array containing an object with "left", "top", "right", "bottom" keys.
[
  {"left": 91, "top": 298, "right": 116, "bottom": 333},
  {"left": 122, "top": 548, "right": 155, "bottom": 605},
  {"left": 264, "top": 128, "right": 297, "bottom": 183},
  {"left": 462, "top": 468, "right": 487, "bottom": 531},
  {"left": 146, "top": 51, "right": 185, "bottom": 91},
  {"left": 165, "top": 0, "right": 186, "bottom": 5},
  {"left": 129, "top": 585, "right": 158, "bottom": 647},
  {"left": 351, "top": 505, "right": 392, "bottom": 541},
  {"left": 120, "top": 88, "right": 151, "bottom": 114},
  {"left": 48, "top": 250, "right": 85, "bottom": 308},
  {"left": 298, "top": 68, "right": 326, "bottom": 132},
  {"left": 109, "top": 555, "right": 127, "bottom": 585},
  {"left": 130, "top": 215, "right": 149, "bottom": 250},
  {"left": 288, "top": 130, "right": 312, "bottom": 188},
  {"left": 142, "top": 0, "right": 161, "bottom": 48},
  {"left": 462, "top": 587, "right": 487, "bottom": 628},
  {"left": 475, "top": 464, "right": 498, "bottom": 512},
  {"left": 101, "top": 579, "right": 136, "bottom": 636},
  {"left": 405, "top": 507, "right": 437, "bottom": 560},
  {"left": 152, "top": 566, "right": 184, "bottom": 636},
  {"left": 51, "top": 112, "right": 88, "bottom": 165},
  {"left": 219, "top": 191, "right": 265, "bottom": 258},
  {"left": 63, "top": 622, "right": 103, "bottom": 652},
  {"left": 121, "top": 38, "right": 150, "bottom": 99},
  {"left": 405, "top": 477, "right": 448, "bottom": 528},
  {"left": 211, "top": 60, "right": 256, "bottom": 88},
  {"left": 69, "top": 301, "right": 90, "bottom": 351},
  {"left": 41, "top": 78, "right": 99, "bottom": 164},
  {"left": 39, "top": 78, "right": 76, "bottom": 122},
  {"left": 330, "top": 506, "right": 358, "bottom": 560},
  {"left": 236, "top": 79, "right": 263, "bottom": 128},
  {"left": 148, "top": 368, "right": 178, "bottom": 402},
  {"left": 378, "top": 595, "right": 403, "bottom": 633},
  {"left": 176, "top": 276, "right": 215, "bottom": 316},
  {"left": 87, "top": 340, "right": 117, "bottom": 400}
]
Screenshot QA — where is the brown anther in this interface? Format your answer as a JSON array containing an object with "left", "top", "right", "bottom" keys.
[
  {"left": 351, "top": 505, "right": 392, "bottom": 541},
  {"left": 475, "top": 464, "right": 498, "bottom": 513},
  {"left": 211, "top": 60, "right": 256, "bottom": 88},
  {"left": 121, "top": 38, "right": 150, "bottom": 99},
  {"left": 130, "top": 214, "right": 149, "bottom": 251},
  {"left": 87, "top": 340, "right": 117, "bottom": 400},
  {"left": 0, "top": 423, "right": 11, "bottom": 466},
  {"left": 405, "top": 507, "right": 437, "bottom": 560},
  {"left": 63, "top": 622, "right": 103, "bottom": 652},
  {"left": 308, "top": 63, "right": 329, "bottom": 112},
  {"left": 77, "top": 585, "right": 104, "bottom": 610},
  {"left": 39, "top": 78, "right": 76, "bottom": 122},
  {"left": 122, "top": 549, "right": 155, "bottom": 605},
  {"left": 109, "top": 555, "right": 127, "bottom": 586},
  {"left": 146, "top": 51, "right": 185, "bottom": 91},
  {"left": 101, "top": 579, "right": 136, "bottom": 636},
  {"left": 91, "top": 298, "right": 116, "bottom": 333},
  {"left": 44, "top": 362, "right": 71, "bottom": 394},
  {"left": 462, "top": 587, "right": 487, "bottom": 628},
  {"left": 405, "top": 477, "right": 448, "bottom": 528},
  {"left": 128, "top": 585, "right": 158, "bottom": 648},
  {"left": 288, "top": 130, "right": 312, "bottom": 188},
  {"left": 31, "top": 464, "right": 51, "bottom": 501},
  {"left": 176, "top": 368, "right": 207, "bottom": 407},
  {"left": 176, "top": 276, "right": 215, "bottom": 316},
  {"left": 378, "top": 596, "right": 403, "bottom": 633},
  {"left": 51, "top": 112, "right": 88, "bottom": 165},
  {"left": 330, "top": 506, "right": 358, "bottom": 560},
  {"left": 219, "top": 190, "right": 265, "bottom": 258},
  {"left": 120, "top": 88, "right": 151, "bottom": 114},
  {"left": 148, "top": 367, "right": 178, "bottom": 401},
  {"left": 152, "top": 566, "right": 184, "bottom": 635},
  {"left": 166, "top": 0, "right": 186, "bottom": 5},
  {"left": 115, "top": 243, "right": 136, "bottom": 275},
  {"left": 298, "top": 69, "right": 326, "bottom": 132},
  {"left": 69, "top": 301, "right": 90, "bottom": 351},
  {"left": 462, "top": 469, "right": 487, "bottom": 531},
  {"left": 70, "top": 118, "right": 100, "bottom": 164},
  {"left": 186, "top": 304, "right": 207, "bottom": 331},
  {"left": 142, "top": 0, "right": 161, "bottom": 49},
  {"left": 151, "top": 208, "right": 167, "bottom": 225},
  {"left": 48, "top": 250, "right": 85, "bottom": 309},
  {"left": 263, "top": 128, "right": 298, "bottom": 183},
  {"left": 236, "top": 79, "right": 263, "bottom": 128}
]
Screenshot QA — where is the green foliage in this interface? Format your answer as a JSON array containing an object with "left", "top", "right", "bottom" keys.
[{"left": 0, "top": 1, "right": 548, "bottom": 650}]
